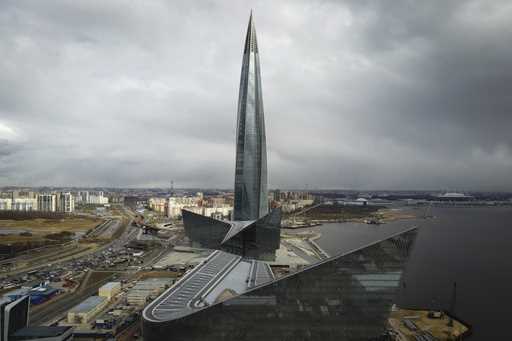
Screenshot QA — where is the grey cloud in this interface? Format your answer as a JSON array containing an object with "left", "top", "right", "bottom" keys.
[{"left": 0, "top": 0, "right": 511, "bottom": 190}]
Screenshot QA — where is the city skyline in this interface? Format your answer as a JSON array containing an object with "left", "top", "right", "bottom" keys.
[{"left": 1, "top": 1, "right": 512, "bottom": 191}]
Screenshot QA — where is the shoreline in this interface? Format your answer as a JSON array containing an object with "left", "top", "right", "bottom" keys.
[
  {"left": 281, "top": 207, "right": 421, "bottom": 263},
  {"left": 283, "top": 207, "right": 420, "bottom": 229}
]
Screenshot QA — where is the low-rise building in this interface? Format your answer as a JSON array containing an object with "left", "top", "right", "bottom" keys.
[
  {"left": 10, "top": 326, "right": 74, "bottom": 341},
  {"left": 127, "top": 278, "right": 173, "bottom": 306},
  {"left": 98, "top": 282, "right": 121, "bottom": 301},
  {"left": 4, "top": 286, "right": 59, "bottom": 305},
  {"left": 67, "top": 296, "right": 108, "bottom": 325}
]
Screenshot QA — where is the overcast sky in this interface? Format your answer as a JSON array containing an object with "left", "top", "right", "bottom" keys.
[{"left": 1, "top": 1, "right": 511, "bottom": 190}]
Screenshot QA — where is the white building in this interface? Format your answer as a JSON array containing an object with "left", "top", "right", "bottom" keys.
[
  {"left": 58, "top": 192, "right": 75, "bottom": 213},
  {"left": 38, "top": 194, "right": 57, "bottom": 212},
  {"left": 0, "top": 198, "right": 12, "bottom": 210},
  {"left": 12, "top": 198, "right": 38, "bottom": 211},
  {"left": 166, "top": 196, "right": 201, "bottom": 219},
  {"left": 280, "top": 199, "right": 315, "bottom": 213},
  {"left": 98, "top": 282, "right": 121, "bottom": 301},
  {"left": 127, "top": 278, "right": 172, "bottom": 306},
  {"left": 66, "top": 296, "right": 108, "bottom": 325},
  {"left": 149, "top": 198, "right": 167, "bottom": 214},
  {"left": 203, "top": 206, "right": 232, "bottom": 219},
  {"left": 87, "top": 192, "right": 109, "bottom": 205}
]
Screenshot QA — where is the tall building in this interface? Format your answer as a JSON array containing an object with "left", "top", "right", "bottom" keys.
[
  {"left": 182, "top": 13, "right": 280, "bottom": 260},
  {"left": 143, "top": 13, "right": 421, "bottom": 341},
  {"left": 143, "top": 228, "right": 419, "bottom": 340},
  {"left": 37, "top": 194, "right": 57, "bottom": 212},
  {"left": 1, "top": 296, "right": 30, "bottom": 341},
  {"left": 57, "top": 192, "right": 75, "bottom": 213},
  {"left": 233, "top": 12, "right": 268, "bottom": 221}
]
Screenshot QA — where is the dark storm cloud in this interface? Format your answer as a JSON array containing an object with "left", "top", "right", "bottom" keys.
[{"left": 0, "top": 0, "right": 511, "bottom": 190}]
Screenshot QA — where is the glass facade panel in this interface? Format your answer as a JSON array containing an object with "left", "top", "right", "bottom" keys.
[
  {"left": 183, "top": 208, "right": 281, "bottom": 261},
  {"left": 182, "top": 209, "right": 231, "bottom": 249},
  {"left": 222, "top": 208, "right": 281, "bottom": 260},
  {"left": 143, "top": 228, "right": 419, "bottom": 341}
]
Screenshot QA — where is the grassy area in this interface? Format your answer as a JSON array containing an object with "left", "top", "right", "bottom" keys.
[
  {"left": 0, "top": 216, "right": 103, "bottom": 254},
  {"left": 80, "top": 270, "right": 117, "bottom": 291},
  {"left": 303, "top": 204, "right": 383, "bottom": 221},
  {"left": 0, "top": 216, "right": 102, "bottom": 234}
]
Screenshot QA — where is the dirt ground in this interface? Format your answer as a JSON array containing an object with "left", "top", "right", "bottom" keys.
[
  {"left": 0, "top": 216, "right": 102, "bottom": 243},
  {"left": 0, "top": 217, "right": 102, "bottom": 232}
]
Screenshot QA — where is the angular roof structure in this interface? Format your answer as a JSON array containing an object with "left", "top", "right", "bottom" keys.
[
  {"left": 143, "top": 227, "right": 419, "bottom": 340},
  {"left": 182, "top": 208, "right": 281, "bottom": 260}
]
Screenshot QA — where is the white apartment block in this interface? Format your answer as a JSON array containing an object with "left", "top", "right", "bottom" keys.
[
  {"left": 203, "top": 206, "right": 232, "bottom": 219},
  {"left": 11, "top": 198, "right": 38, "bottom": 211},
  {"left": 88, "top": 191, "right": 109, "bottom": 205},
  {"left": 149, "top": 198, "right": 167, "bottom": 214},
  {"left": 166, "top": 196, "right": 201, "bottom": 219},
  {"left": 38, "top": 194, "right": 57, "bottom": 212},
  {"left": 58, "top": 192, "right": 75, "bottom": 213},
  {"left": 0, "top": 198, "right": 12, "bottom": 210}
]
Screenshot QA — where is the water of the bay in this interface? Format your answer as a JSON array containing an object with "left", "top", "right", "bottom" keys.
[{"left": 312, "top": 206, "right": 512, "bottom": 340}]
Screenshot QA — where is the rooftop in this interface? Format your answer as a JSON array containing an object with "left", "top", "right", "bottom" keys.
[
  {"left": 143, "top": 250, "right": 274, "bottom": 322},
  {"left": 100, "top": 282, "right": 121, "bottom": 290},
  {"left": 69, "top": 296, "right": 106, "bottom": 313},
  {"left": 12, "top": 326, "right": 72, "bottom": 338}
]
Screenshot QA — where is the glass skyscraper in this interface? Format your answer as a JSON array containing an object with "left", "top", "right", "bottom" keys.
[
  {"left": 182, "top": 13, "right": 279, "bottom": 260},
  {"left": 233, "top": 12, "right": 268, "bottom": 221},
  {"left": 143, "top": 14, "right": 421, "bottom": 340}
]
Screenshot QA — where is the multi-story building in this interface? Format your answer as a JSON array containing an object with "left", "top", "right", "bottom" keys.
[
  {"left": 87, "top": 191, "right": 109, "bottom": 205},
  {"left": 182, "top": 13, "right": 281, "bottom": 261},
  {"left": 12, "top": 191, "right": 37, "bottom": 200},
  {"left": 203, "top": 206, "right": 232, "bottom": 220},
  {"left": 1, "top": 296, "right": 30, "bottom": 341},
  {"left": 57, "top": 192, "right": 75, "bottom": 213},
  {"left": 279, "top": 199, "right": 315, "bottom": 213},
  {"left": 11, "top": 198, "right": 37, "bottom": 211},
  {"left": 37, "top": 194, "right": 57, "bottom": 212},
  {"left": 73, "top": 191, "right": 89, "bottom": 204},
  {"left": 148, "top": 198, "right": 167, "bottom": 214},
  {"left": 166, "top": 196, "right": 201, "bottom": 219},
  {"left": 233, "top": 13, "right": 268, "bottom": 222},
  {"left": 0, "top": 198, "right": 12, "bottom": 210}
]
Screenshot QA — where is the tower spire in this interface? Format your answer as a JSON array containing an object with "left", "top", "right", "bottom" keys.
[{"left": 244, "top": 10, "right": 258, "bottom": 54}]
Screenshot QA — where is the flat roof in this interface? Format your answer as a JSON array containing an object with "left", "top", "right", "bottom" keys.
[
  {"left": 143, "top": 250, "right": 274, "bottom": 322},
  {"left": 69, "top": 296, "right": 106, "bottom": 313},
  {"left": 12, "top": 326, "right": 72, "bottom": 337},
  {"left": 99, "top": 282, "right": 121, "bottom": 290}
]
